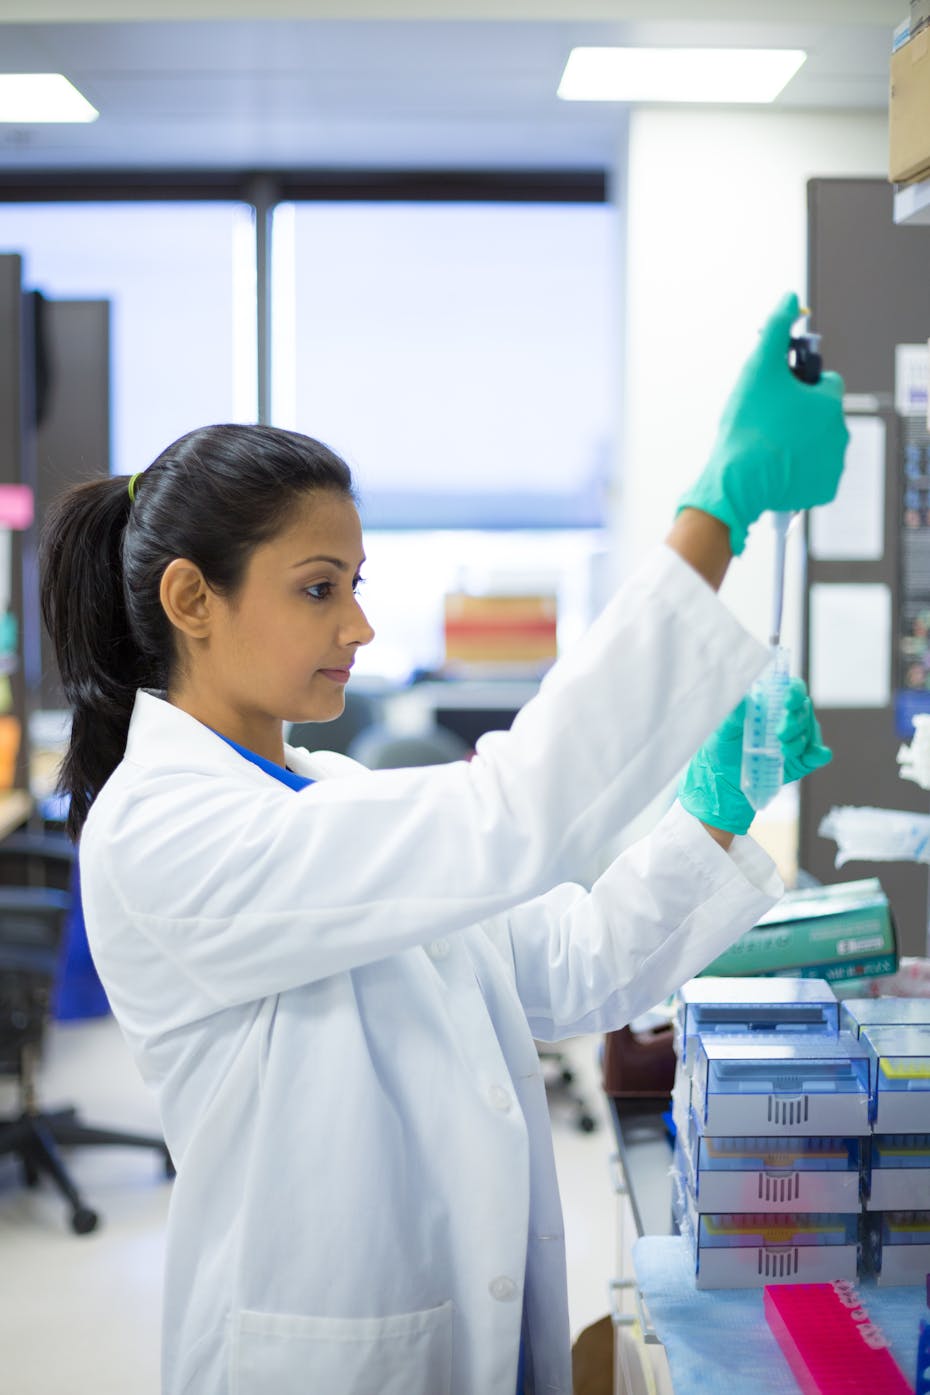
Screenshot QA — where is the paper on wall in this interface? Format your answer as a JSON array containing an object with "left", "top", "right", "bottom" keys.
[
  {"left": 809, "top": 416, "right": 885, "bottom": 561},
  {"left": 809, "top": 582, "right": 891, "bottom": 708}
]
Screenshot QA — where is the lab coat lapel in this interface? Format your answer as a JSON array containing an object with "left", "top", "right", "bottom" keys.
[{"left": 124, "top": 688, "right": 360, "bottom": 787}]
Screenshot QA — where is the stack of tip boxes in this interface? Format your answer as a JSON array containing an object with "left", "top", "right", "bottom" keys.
[
  {"left": 673, "top": 980, "right": 930, "bottom": 1288},
  {"left": 840, "top": 998, "right": 930, "bottom": 1286},
  {"left": 672, "top": 977, "right": 864, "bottom": 1289}
]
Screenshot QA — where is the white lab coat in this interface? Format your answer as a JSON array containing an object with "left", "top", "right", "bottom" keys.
[{"left": 79, "top": 545, "right": 782, "bottom": 1395}]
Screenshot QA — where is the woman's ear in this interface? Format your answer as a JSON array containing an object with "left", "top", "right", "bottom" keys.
[{"left": 159, "top": 558, "right": 214, "bottom": 640}]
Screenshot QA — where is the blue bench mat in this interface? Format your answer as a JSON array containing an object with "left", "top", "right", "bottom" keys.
[{"left": 633, "top": 1235, "right": 925, "bottom": 1394}]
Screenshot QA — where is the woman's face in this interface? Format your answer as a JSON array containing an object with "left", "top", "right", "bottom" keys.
[{"left": 208, "top": 490, "right": 374, "bottom": 726}]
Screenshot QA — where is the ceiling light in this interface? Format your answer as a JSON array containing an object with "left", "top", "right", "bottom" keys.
[
  {"left": 0, "top": 74, "right": 98, "bottom": 124},
  {"left": 558, "top": 47, "right": 807, "bottom": 104}
]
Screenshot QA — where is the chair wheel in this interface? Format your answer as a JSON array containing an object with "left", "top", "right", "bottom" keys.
[
  {"left": 71, "top": 1206, "right": 99, "bottom": 1235},
  {"left": 22, "top": 1160, "right": 39, "bottom": 1188},
  {"left": 578, "top": 1114, "right": 597, "bottom": 1133}
]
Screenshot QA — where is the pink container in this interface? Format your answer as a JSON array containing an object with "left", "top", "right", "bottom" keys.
[{"left": 764, "top": 1281, "right": 913, "bottom": 1395}]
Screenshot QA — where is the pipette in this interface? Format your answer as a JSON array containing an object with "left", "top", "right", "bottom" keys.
[{"left": 739, "top": 315, "right": 823, "bottom": 812}]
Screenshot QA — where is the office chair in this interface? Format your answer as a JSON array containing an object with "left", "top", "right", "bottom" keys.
[
  {"left": 0, "top": 834, "right": 172, "bottom": 1234},
  {"left": 537, "top": 1047, "right": 598, "bottom": 1133}
]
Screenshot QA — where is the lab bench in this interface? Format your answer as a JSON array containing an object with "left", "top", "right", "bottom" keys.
[
  {"left": 606, "top": 1093, "right": 930, "bottom": 1394},
  {"left": 606, "top": 1095, "right": 675, "bottom": 1395}
]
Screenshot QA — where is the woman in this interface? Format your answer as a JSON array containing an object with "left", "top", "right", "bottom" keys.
[{"left": 40, "top": 292, "right": 846, "bottom": 1395}]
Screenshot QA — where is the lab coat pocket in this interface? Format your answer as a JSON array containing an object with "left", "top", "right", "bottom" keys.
[{"left": 230, "top": 1299, "right": 454, "bottom": 1395}]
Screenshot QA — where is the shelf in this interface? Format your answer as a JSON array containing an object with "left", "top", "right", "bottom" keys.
[{"left": 894, "top": 176, "right": 930, "bottom": 225}]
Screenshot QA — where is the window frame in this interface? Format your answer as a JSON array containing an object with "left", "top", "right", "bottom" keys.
[{"left": 0, "top": 168, "right": 611, "bottom": 525}]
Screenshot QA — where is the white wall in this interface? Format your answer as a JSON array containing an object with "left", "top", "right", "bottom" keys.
[{"left": 617, "top": 107, "right": 888, "bottom": 658}]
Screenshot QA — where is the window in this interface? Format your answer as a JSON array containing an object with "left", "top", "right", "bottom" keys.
[
  {"left": 352, "top": 529, "right": 607, "bottom": 683},
  {"left": 0, "top": 201, "right": 256, "bottom": 474},
  {"left": 2, "top": 184, "right": 616, "bottom": 685},
  {"left": 272, "top": 200, "right": 615, "bottom": 529}
]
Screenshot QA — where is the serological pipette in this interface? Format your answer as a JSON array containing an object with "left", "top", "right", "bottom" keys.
[{"left": 739, "top": 315, "right": 822, "bottom": 813}]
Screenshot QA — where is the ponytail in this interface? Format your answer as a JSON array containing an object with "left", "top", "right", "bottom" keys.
[
  {"left": 40, "top": 477, "right": 154, "bottom": 841},
  {"left": 40, "top": 424, "right": 355, "bottom": 841}
]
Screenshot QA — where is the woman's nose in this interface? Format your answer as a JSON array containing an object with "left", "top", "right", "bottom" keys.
[{"left": 342, "top": 597, "right": 375, "bottom": 648}]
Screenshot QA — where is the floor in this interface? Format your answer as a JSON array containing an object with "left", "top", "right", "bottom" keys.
[{"left": 0, "top": 1017, "right": 640, "bottom": 1395}]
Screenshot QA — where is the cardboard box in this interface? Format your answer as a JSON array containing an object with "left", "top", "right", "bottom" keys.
[
  {"left": 443, "top": 592, "right": 557, "bottom": 672},
  {"left": 700, "top": 879, "right": 897, "bottom": 995},
  {"left": 890, "top": 30, "right": 930, "bottom": 185}
]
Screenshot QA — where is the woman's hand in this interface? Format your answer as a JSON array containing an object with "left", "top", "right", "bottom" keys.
[
  {"left": 677, "top": 676, "right": 832, "bottom": 840},
  {"left": 777, "top": 678, "right": 832, "bottom": 782},
  {"left": 676, "top": 292, "right": 849, "bottom": 556}
]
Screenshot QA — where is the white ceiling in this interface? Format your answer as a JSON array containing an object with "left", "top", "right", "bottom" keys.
[{"left": 0, "top": 5, "right": 896, "bottom": 170}]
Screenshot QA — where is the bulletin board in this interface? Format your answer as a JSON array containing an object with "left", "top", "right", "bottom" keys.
[{"left": 802, "top": 177, "right": 930, "bottom": 958}]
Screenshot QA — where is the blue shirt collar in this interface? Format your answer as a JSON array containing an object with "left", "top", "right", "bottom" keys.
[{"left": 214, "top": 732, "right": 315, "bottom": 792}]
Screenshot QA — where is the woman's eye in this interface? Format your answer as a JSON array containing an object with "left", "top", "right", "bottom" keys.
[{"left": 304, "top": 576, "right": 365, "bottom": 601}]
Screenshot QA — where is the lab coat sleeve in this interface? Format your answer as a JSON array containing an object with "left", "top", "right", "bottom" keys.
[
  {"left": 478, "top": 800, "right": 783, "bottom": 1042},
  {"left": 83, "top": 546, "right": 770, "bottom": 1010}
]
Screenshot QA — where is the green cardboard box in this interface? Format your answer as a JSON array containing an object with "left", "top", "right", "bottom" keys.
[{"left": 701, "top": 878, "right": 897, "bottom": 998}]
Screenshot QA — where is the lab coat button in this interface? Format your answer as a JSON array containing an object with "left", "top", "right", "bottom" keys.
[
  {"left": 428, "top": 939, "right": 450, "bottom": 959},
  {"left": 488, "top": 1085, "right": 512, "bottom": 1113},
  {"left": 489, "top": 1276, "right": 517, "bottom": 1302}
]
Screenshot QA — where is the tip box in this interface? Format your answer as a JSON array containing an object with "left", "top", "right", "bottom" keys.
[
  {"left": 862, "top": 1025, "right": 930, "bottom": 1131},
  {"left": 692, "top": 1034, "right": 872, "bottom": 1137},
  {"left": 676, "top": 976, "right": 838, "bottom": 1069}
]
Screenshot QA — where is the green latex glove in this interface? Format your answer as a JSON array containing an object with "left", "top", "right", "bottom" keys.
[
  {"left": 677, "top": 291, "right": 849, "bottom": 554},
  {"left": 678, "top": 702, "right": 753, "bottom": 835},
  {"left": 778, "top": 677, "right": 832, "bottom": 783},
  {"left": 678, "top": 678, "right": 832, "bottom": 836}
]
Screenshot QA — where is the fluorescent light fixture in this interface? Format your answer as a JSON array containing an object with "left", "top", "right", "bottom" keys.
[
  {"left": 558, "top": 47, "right": 806, "bottom": 104},
  {"left": 0, "top": 74, "right": 98, "bottom": 124}
]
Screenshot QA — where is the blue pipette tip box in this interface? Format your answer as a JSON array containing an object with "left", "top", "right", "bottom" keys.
[
  {"left": 672, "top": 1169, "right": 859, "bottom": 1288},
  {"left": 676, "top": 976, "right": 839, "bottom": 1069},
  {"left": 866, "top": 1210, "right": 930, "bottom": 1286},
  {"left": 840, "top": 997, "right": 930, "bottom": 1039},
  {"left": 861, "top": 1025, "right": 930, "bottom": 1132},
  {"left": 678, "top": 1121, "right": 861, "bottom": 1214},
  {"left": 692, "top": 1032, "right": 872, "bottom": 1137},
  {"left": 866, "top": 1134, "right": 930, "bottom": 1211}
]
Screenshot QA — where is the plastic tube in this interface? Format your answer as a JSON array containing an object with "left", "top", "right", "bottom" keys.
[
  {"left": 740, "top": 643, "right": 790, "bottom": 811},
  {"left": 771, "top": 511, "right": 792, "bottom": 648}
]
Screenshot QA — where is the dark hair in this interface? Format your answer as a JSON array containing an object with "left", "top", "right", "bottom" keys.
[{"left": 40, "top": 424, "right": 355, "bottom": 840}]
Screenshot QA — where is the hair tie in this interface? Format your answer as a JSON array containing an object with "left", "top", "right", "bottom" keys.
[{"left": 127, "top": 472, "right": 142, "bottom": 503}]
